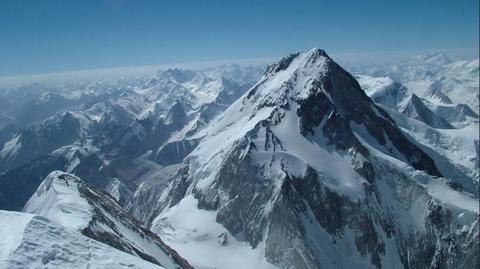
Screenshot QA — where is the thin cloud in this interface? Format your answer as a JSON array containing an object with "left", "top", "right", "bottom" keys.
[{"left": 0, "top": 47, "right": 477, "bottom": 88}]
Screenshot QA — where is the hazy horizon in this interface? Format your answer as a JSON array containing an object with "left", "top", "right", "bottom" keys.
[{"left": 1, "top": 46, "right": 478, "bottom": 88}]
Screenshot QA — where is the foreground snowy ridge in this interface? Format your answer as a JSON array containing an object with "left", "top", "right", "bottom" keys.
[
  {"left": 0, "top": 210, "right": 165, "bottom": 269},
  {"left": 23, "top": 170, "right": 194, "bottom": 269},
  {"left": 131, "top": 48, "right": 479, "bottom": 269}
]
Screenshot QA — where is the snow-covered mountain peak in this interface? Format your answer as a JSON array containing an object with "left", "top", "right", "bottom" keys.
[
  {"left": 258, "top": 48, "right": 331, "bottom": 100},
  {"left": 404, "top": 51, "right": 452, "bottom": 67},
  {"left": 357, "top": 75, "right": 454, "bottom": 129},
  {"left": 425, "top": 80, "right": 454, "bottom": 104},
  {"left": 158, "top": 68, "right": 197, "bottom": 84},
  {"left": 189, "top": 70, "right": 211, "bottom": 86}
]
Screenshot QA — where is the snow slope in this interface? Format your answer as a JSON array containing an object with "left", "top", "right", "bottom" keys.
[
  {"left": 152, "top": 195, "right": 279, "bottom": 269},
  {"left": 0, "top": 210, "right": 163, "bottom": 269}
]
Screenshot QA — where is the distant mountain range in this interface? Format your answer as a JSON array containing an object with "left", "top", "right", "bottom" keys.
[{"left": 348, "top": 52, "right": 479, "bottom": 113}]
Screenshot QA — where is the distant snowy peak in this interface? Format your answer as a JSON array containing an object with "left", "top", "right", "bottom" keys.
[
  {"left": 158, "top": 68, "right": 198, "bottom": 84},
  {"left": 402, "top": 52, "right": 452, "bottom": 71},
  {"left": 0, "top": 111, "right": 83, "bottom": 171},
  {"left": 24, "top": 171, "right": 193, "bottom": 269},
  {"left": 357, "top": 75, "right": 454, "bottom": 129},
  {"left": 425, "top": 80, "right": 453, "bottom": 104},
  {"left": 386, "top": 52, "right": 454, "bottom": 82},
  {"left": 347, "top": 52, "right": 479, "bottom": 113},
  {"left": 140, "top": 67, "right": 257, "bottom": 107}
]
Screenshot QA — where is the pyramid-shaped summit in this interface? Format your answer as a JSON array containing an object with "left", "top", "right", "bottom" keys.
[{"left": 239, "top": 48, "right": 440, "bottom": 177}]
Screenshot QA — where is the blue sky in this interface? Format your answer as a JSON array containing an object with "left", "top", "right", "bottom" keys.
[{"left": 0, "top": 0, "right": 478, "bottom": 76}]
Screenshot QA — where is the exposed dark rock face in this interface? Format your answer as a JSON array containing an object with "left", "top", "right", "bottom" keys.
[
  {"left": 166, "top": 101, "right": 190, "bottom": 127},
  {"left": 117, "top": 117, "right": 171, "bottom": 158},
  {"left": 70, "top": 154, "right": 109, "bottom": 188},
  {"left": 117, "top": 102, "right": 191, "bottom": 159},
  {"left": 154, "top": 139, "right": 200, "bottom": 166},
  {"left": 198, "top": 140, "right": 272, "bottom": 247},
  {"left": 403, "top": 94, "right": 453, "bottom": 129},
  {"left": 214, "top": 77, "right": 246, "bottom": 105}
]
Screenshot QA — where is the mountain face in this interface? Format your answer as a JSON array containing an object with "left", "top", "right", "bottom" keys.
[
  {"left": 129, "top": 49, "right": 479, "bottom": 269},
  {"left": 0, "top": 111, "right": 81, "bottom": 171},
  {"left": 0, "top": 210, "right": 164, "bottom": 269},
  {"left": 22, "top": 171, "right": 193, "bottom": 269}
]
